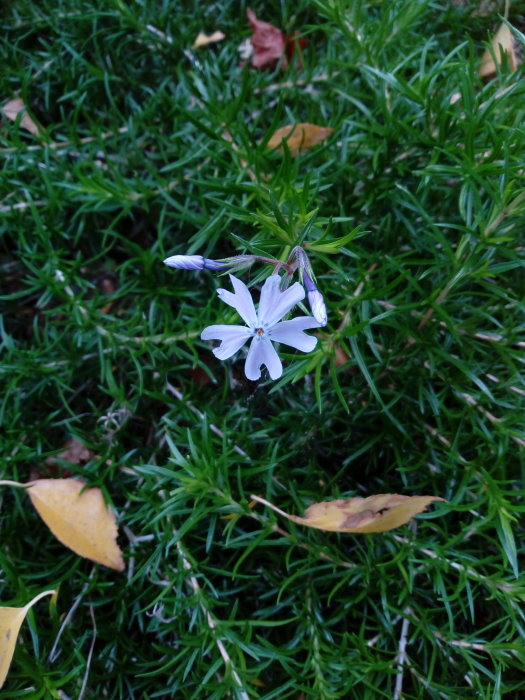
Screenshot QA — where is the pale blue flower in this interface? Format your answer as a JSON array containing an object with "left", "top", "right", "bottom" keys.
[{"left": 201, "top": 274, "right": 322, "bottom": 380}]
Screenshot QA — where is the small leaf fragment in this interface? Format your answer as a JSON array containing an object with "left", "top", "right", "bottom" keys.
[
  {"left": 252, "top": 493, "right": 445, "bottom": 533},
  {"left": 1, "top": 98, "right": 41, "bottom": 136},
  {"left": 45, "top": 438, "right": 95, "bottom": 466},
  {"left": 238, "top": 37, "right": 254, "bottom": 61},
  {"left": 0, "top": 590, "right": 55, "bottom": 689},
  {"left": 192, "top": 30, "right": 225, "bottom": 49},
  {"left": 266, "top": 123, "right": 334, "bottom": 156},
  {"left": 27, "top": 478, "right": 125, "bottom": 571},
  {"left": 479, "top": 23, "right": 519, "bottom": 77}
]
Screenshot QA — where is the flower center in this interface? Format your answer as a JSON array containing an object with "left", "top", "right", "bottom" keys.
[{"left": 255, "top": 327, "right": 265, "bottom": 336}]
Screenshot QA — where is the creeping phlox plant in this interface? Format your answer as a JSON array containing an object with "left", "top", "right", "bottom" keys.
[{"left": 164, "top": 247, "right": 327, "bottom": 380}]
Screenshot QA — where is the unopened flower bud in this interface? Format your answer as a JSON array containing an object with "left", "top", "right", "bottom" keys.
[
  {"left": 302, "top": 269, "right": 317, "bottom": 293},
  {"left": 308, "top": 289, "right": 327, "bottom": 326},
  {"left": 202, "top": 258, "right": 228, "bottom": 270},
  {"left": 163, "top": 255, "right": 226, "bottom": 271},
  {"left": 302, "top": 270, "right": 327, "bottom": 326}
]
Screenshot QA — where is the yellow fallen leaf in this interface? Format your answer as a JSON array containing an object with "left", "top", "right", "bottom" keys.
[
  {"left": 266, "top": 123, "right": 334, "bottom": 156},
  {"left": 251, "top": 493, "right": 445, "bottom": 533},
  {"left": 192, "top": 30, "right": 226, "bottom": 49},
  {"left": 0, "top": 590, "right": 55, "bottom": 689},
  {"left": 1, "top": 98, "right": 41, "bottom": 136},
  {"left": 479, "top": 23, "right": 519, "bottom": 77},
  {"left": 27, "top": 478, "right": 125, "bottom": 571}
]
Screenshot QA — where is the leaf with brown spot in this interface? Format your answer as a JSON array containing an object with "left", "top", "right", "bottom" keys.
[
  {"left": 479, "top": 23, "right": 520, "bottom": 77},
  {"left": 0, "top": 590, "right": 56, "bottom": 689},
  {"left": 192, "top": 31, "right": 225, "bottom": 49},
  {"left": 266, "top": 123, "right": 334, "bottom": 156},
  {"left": 27, "top": 478, "right": 125, "bottom": 571},
  {"left": 1, "top": 98, "right": 42, "bottom": 136},
  {"left": 251, "top": 493, "right": 445, "bottom": 533}
]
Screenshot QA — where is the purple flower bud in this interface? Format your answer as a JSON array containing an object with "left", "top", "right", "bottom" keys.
[
  {"left": 202, "top": 258, "right": 228, "bottom": 271},
  {"left": 302, "top": 269, "right": 317, "bottom": 293},
  {"left": 163, "top": 255, "right": 227, "bottom": 271},
  {"left": 308, "top": 289, "right": 327, "bottom": 326}
]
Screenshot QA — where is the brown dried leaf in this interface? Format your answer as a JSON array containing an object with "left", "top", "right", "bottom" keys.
[
  {"left": 45, "top": 438, "right": 95, "bottom": 466},
  {"left": 333, "top": 344, "right": 351, "bottom": 368},
  {"left": 253, "top": 493, "right": 445, "bottom": 533},
  {"left": 192, "top": 30, "right": 226, "bottom": 49},
  {"left": 267, "top": 123, "right": 334, "bottom": 156},
  {"left": 479, "top": 23, "right": 519, "bottom": 77},
  {"left": 0, "top": 590, "right": 55, "bottom": 689},
  {"left": 27, "top": 478, "right": 125, "bottom": 571},
  {"left": 1, "top": 98, "right": 41, "bottom": 136}
]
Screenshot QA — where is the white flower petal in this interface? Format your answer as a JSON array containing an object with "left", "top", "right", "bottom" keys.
[
  {"left": 217, "top": 275, "right": 257, "bottom": 327},
  {"left": 201, "top": 324, "right": 251, "bottom": 360},
  {"left": 258, "top": 278, "right": 305, "bottom": 327},
  {"left": 245, "top": 337, "right": 282, "bottom": 381},
  {"left": 258, "top": 274, "right": 282, "bottom": 321},
  {"left": 201, "top": 324, "right": 250, "bottom": 341},
  {"left": 270, "top": 317, "right": 321, "bottom": 352},
  {"left": 212, "top": 339, "right": 249, "bottom": 361}
]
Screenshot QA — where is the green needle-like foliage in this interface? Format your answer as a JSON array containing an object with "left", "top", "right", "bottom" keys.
[{"left": 1, "top": 0, "right": 524, "bottom": 697}]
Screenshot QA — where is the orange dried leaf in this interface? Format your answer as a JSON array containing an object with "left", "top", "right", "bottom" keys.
[
  {"left": 192, "top": 31, "right": 225, "bottom": 49},
  {"left": 27, "top": 478, "right": 125, "bottom": 571},
  {"left": 479, "top": 23, "right": 518, "bottom": 77},
  {"left": 267, "top": 123, "right": 334, "bottom": 156},
  {"left": 0, "top": 590, "right": 55, "bottom": 689},
  {"left": 1, "top": 98, "right": 41, "bottom": 136},
  {"left": 252, "top": 493, "right": 445, "bottom": 533}
]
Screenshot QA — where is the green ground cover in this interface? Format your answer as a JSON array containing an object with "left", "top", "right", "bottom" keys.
[{"left": 1, "top": 0, "right": 524, "bottom": 697}]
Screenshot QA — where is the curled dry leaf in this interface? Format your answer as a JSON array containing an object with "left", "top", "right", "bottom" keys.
[
  {"left": 267, "top": 123, "right": 334, "bottom": 156},
  {"left": 479, "top": 23, "right": 520, "bottom": 77},
  {"left": 27, "top": 478, "right": 125, "bottom": 571},
  {"left": 192, "top": 30, "right": 225, "bottom": 49},
  {"left": 252, "top": 493, "right": 445, "bottom": 533},
  {"left": 246, "top": 9, "right": 306, "bottom": 70},
  {"left": 247, "top": 8, "right": 285, "bottom": 69},
  {"left": 1, "top": 98, "right": 41, "bottom": 136},
  {"left": 0, "top": 590, "right": 55, "bottom": 689}
]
